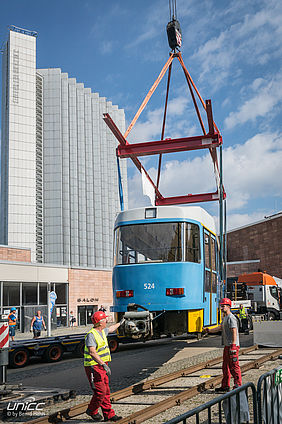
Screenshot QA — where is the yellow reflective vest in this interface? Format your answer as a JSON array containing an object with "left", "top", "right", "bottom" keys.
[
  {"left": 239, "top": 307, "right": 247, "bottom": 319},
  {"left": 84, "top": 327, "right": 111, "bottom": 366}
]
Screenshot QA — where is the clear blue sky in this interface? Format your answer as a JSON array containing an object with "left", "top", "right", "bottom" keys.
[{"left": 1, "top": 0, "right": 282, "bottom": 230}]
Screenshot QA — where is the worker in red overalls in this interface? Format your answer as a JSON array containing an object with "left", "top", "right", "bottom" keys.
[
  {"left": 84, "top": 311, "right": 125, "bottom": 422},
  {"left": 205, "top": 298, "right": 242, "bottom": 392}
]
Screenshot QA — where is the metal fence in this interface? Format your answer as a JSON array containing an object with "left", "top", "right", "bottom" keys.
[
  {"left": 166, "top": 366, "right": 282, "bottom": 424},
  {"left": 165, "top": 383, "right": 257, "bottom": 424},
  {"left": 257, "top": 366, "right": 282, "bottom": 424}
]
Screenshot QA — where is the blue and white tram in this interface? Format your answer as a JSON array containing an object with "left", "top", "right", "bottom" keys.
[{"left": 113, "top": 206, "right": 220, "bottom": 340}]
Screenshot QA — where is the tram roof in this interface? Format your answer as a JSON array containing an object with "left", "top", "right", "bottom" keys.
[{"left": 115, "top": 206, "right": 216, "bottom": 234}]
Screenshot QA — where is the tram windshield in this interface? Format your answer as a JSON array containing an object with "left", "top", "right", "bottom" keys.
[{"left": 114, "top": 222, "right": 200, "bottom": 265}]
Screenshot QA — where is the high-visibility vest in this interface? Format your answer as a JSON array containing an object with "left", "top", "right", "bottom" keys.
[
  {"left": 84, "top": 327, "right": 111, "bottom": 366},
  {"left": 239, "top": 307, "right": 247, "bottom": 319},
  {"left": 8, "top": 313, "right": 17, "bottom": 326}
]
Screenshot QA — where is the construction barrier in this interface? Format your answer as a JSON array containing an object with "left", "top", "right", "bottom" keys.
[
  {"left": 165, "top": 383, "right": 257, "bottom": 424},
  {"left": 0, "top": 314, "right": 9, "bottom": 384},
  {"left": 257, "top": 366, "right": 282, "bottom": 424},
  {"left": 166, "top": 366, "right": 282, "bottom": 424}
]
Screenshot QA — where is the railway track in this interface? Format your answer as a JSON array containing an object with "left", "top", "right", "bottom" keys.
[{"left": 24, "top": 345, "right": 282, "bottom": 424}]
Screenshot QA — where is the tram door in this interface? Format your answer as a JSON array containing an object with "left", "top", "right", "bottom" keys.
[{"left": 204, "top": 231, "right": 217, "bottom": 325}]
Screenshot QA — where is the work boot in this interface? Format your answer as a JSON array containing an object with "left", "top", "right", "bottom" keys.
[
  {"left": 86, "top": 408, "right": 103, "bottom": 421},
  {"left": 104, "top": 415, "right": 122, "bottom": 422},
  {"left": 215, "top": 386, "right": 230, "bottom": 393}
]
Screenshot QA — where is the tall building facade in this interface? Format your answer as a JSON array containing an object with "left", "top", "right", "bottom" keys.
[
  {"left": 1, "top": 26, "right": 128, "bottom": 268},
  {"left": 1, "top": 27, "right": 38, "bottom": 261},
  {"left": 36, "top": 68, "right": 127, "bottom": 267}
]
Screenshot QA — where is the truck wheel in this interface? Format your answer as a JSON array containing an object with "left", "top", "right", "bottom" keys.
[
  {"left": 74, "top": 341, "right": 84, "bottom": 357},
  {"left": 235, "top": 315, "right": 242, "bottom": 332},
  {"left": 10, "top": 348, "right": 29, "bottom": 368},
  {"left": 108, "top": 338, "right": 119, "bottom": 353},
  {"left": 268, "top": 312, "right": 276, "bottom": 320},
  {"left": 44, "top": 344, "right": 63, "bottom": 362}
]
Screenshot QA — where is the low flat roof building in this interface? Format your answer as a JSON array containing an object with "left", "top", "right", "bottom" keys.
[
  {"left": 227, "top": 212, "right": 282, "bottom": 279},
  {"left": 0, "top": 245, "right": 113, "bottom": 332}
]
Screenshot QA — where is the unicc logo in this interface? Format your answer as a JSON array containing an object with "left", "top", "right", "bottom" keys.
[{"left": 6, "top": 397, "right": 45, "bottom": 418}]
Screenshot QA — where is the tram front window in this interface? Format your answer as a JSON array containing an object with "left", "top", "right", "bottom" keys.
[{"left": 115, "top": 223, "right": 182, "bottom": 265}]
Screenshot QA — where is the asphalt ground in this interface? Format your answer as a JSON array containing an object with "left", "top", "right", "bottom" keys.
[{"left": 7, "top": 332, "right": 254, "bottom": 394}]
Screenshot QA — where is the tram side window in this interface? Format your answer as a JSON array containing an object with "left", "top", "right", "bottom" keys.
[
  {"left": 211, "top": 237, "right": 217, "bottom": 293},
  {"left": 185, "top": 223, "right": 200, "bottom": 263},
  {"left": 204, "top": 234, "right": 211, "bottom": 269},
  {"left": 204, "top": 233, "right": 217, "bottom": 294},
  {"left": 211, "top": 237, "right": 216, "bottom": 271},
  {"left": 205, "top": 270, "right": 211, "bottom": 292}
]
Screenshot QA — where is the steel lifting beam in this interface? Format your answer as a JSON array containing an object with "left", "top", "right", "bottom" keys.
[
  {"left": 156, "top": 192, "right": 220, "bottom": 206},
  {"left": 104, "top": 51, "right": 226, "bottom": 205},
  {"left": 124, "top": 54, "right": 174, "bottom": 139},
  {"left": 103, "top": 113, "right": 163, "bottom": 200},
  {"left": 117, "top": 133, "right": 222, "bottom": 158}
]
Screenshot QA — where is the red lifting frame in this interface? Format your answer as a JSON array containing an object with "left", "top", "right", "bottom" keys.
[{"left": 103, "top": 52, "right": 226, "bottom": 206}]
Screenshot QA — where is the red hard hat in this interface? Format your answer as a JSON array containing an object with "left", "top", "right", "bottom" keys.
[
  {"left": 220, "top": 298, "right": 232, "bottom": 307},
  {"left": 91, "top": 311, "right": 108, "bottom": 324}
]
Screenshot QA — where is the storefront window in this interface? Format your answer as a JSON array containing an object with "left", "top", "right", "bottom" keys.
[
  {"left": 55, "top": 283, "right": 67, "bottom": 304},
  {"left": 22, "top": 283, "right": 38, "bottom": 305},
  {"left": 39, "top": 283, "right": 47, "bottom": 305},
  {"left": 3, "top": 282, "right": 20, "bottom": 306}
]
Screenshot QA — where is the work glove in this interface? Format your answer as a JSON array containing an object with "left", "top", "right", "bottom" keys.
[
  {"left": 119, "top": 317, "right": 126, "bottom": 327},
  {"left": 229, "top": 344, "right": 237, "bottom": 356},
  {"left": 102, "top": 363, "right": 111, "bottom": 376}
]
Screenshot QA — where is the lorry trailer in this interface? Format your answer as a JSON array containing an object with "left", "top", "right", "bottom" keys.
[{"left": 9, "top": 333, "right": 120, "bottom": 368}]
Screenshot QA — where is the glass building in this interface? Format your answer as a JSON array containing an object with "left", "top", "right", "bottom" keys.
[
  {"left": 1, "top": 26, "right": 37, "bottom": 261},
  {"left": 1, "top": 26, "right": 128, "bottom": 268}
]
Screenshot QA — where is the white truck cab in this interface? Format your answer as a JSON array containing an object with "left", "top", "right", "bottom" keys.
[{"left": 238, "top": 272, "right": 281, "bottom": 320}]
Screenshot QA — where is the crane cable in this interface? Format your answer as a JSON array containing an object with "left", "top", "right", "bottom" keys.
[{"left": 169, "top": 0, "right": 177, "bottom": 20}]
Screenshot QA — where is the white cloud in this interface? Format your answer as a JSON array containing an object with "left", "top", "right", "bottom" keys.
[
  {"left": 224, "top": 75, "right": 282, "bottom": 129},
  {"left": 224, "top": 211, "right": 272, "bottom": 232},
  {"left": 128, "top": 132, "right": 282, "bottom": 223},
  {"left": 224, "top": 133, "right": 282, "bottom": 210},
  {"left": 128, "top": 95, "right": 197, "bottom": 143},
  {"left": 191, "top": 0, "right": 282, "bottom": 88},
  {"left": 101, "top": 41, "right": 113, "bottom": 54}
]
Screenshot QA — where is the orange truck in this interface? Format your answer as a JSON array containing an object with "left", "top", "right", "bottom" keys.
[{"left": 237, "top": 272, "right": 281, "bottom": 320}]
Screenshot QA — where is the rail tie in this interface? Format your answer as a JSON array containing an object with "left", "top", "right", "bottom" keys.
[{"left": 24, "top": 345, "right": 282, "bottom": 424}]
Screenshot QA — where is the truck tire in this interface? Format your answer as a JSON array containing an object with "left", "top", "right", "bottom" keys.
[
  {"left": 247, "top": 315, "right": 253, "bottom": 330},
  {"left": 268, "top": 312, "right": 276, "bottom": 320},
  {"left": 10, "top": 348, "right": 29, "bottom": 368},
  {"left": 235, "top": 315, "right": 242, "bottom": 332},
  {"left": 108, "top": 338, "right": 119, "bottom": 353},
  {"left": 44, "top": 344, "right": 63, "bottom": 363},
  {"left": 74, "top": 341, "right": 84, "bottom": 357}
]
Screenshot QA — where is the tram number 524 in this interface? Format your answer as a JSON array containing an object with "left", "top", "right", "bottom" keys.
[{"left": 144, "top": 283, "right": 155, "bottom": 290}]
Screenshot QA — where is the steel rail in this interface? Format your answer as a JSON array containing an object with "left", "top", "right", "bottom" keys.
[
  {"left": 24, "top": 345, "right": 257, "bottom": 424},
  {"left": 25, "top": 345, "right": 279, "bottom": 424},
  {"left": 115, "top": 347, "right": 282, "bottom": 424}
]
